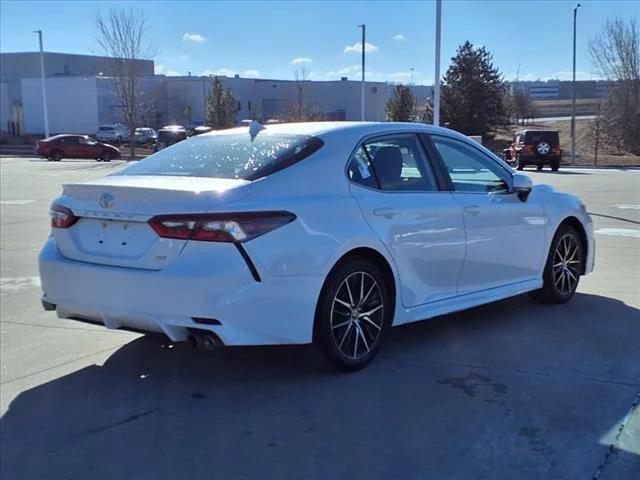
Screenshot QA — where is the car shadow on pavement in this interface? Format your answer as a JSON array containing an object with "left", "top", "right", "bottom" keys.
[{"left": 1, "top": 293, "right": 639, "bottom": 480}]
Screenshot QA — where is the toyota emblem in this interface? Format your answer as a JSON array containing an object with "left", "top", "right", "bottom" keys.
[{"left": 99, "top": 193, "right": 114, "bottom": 209}]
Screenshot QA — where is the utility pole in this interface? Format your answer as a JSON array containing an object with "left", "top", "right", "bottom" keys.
[
  {"left": 571, "top": 3, "right": 581, "bottom": 164},
  {"left": 33, "top": 30, "right": 49, "bottom": 138},
  {"left": 359, "top": 24, "right": 366, "bottom": 121},
  {"left": 433, "top": 0, "right": 442, "bottom": 126},
  {"left": 410, "top": 67, "right": 415, "bottom": 84}
]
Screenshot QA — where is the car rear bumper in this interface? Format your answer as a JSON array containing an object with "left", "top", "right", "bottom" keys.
[
  {"left": 518, "top": 154, "right": 561, "bottom": 163},
  {"left": 38, "top": 237, "right": 324, "bottom": 345}
]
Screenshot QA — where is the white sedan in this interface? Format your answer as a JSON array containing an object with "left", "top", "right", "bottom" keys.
[{"left": 39, "top": 122, "right": 595, "bottom": 370}]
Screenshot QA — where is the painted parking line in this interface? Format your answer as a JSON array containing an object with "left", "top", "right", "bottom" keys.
[
  {"left": 595, "top": 228, "right": 640, "bottom": 238},
  {"left": 0, "top": 276, "right": 41, "bottom": 294},
  {"left": 613, "top": 205, "right": 640, "bottom": 210},
  {"left": 0, "top": 200, "right": 36, "bottom": 205}
]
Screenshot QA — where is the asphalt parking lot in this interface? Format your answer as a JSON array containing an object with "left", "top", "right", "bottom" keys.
[{"left": 1, "top": 156, "right": 638, "bottom": 480}]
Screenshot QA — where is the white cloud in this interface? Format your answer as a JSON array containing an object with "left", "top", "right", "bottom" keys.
[
  {"left": 154, "top": 64, "right": 165, "bottom": 75},
  {"left": 243, "top": 69, "right": 260, "bottom": 78},
  {"left": 326, "top": 64, "right": 362, "bottom": 77},
  {"left": 388, "top": 72, "right": 411, "bottom": 80},
  {"left": 182, "top": 33, "right": 206, "bottom": 43},
  {"left": 392, "top": 34, "right": 407, "bottom": 42},
  {"left": 292, "top": 57, "right": 313, "bottom": 65},
  {"left": 202, "top": 68, "right": 236, "bottom": 77},
  {"left": 165, "top": 70, "right": 181, "bottom": 77},
  {"left": 548, "top": 70, "right": 594, "bottom": 81},
  {"left": 344, "top": 42, "right": 378, "bottom": 54}
]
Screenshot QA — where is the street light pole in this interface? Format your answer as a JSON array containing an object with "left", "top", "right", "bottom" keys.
[
  {"left": 33, "top": 29, "right": 49, "bottom": 138},
  {"left": 571, "top": 3, "right": 581, "bottom": 165},
  {"left": 359, "top": 24, "right": 366, "bottom": 121},
  {"left": 433, "top": 0, "right": 442, "bottom": 126}
]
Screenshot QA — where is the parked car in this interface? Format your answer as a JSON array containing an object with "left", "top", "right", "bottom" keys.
[
  {"left": 35, "top": 134, "right": 121, "bottom": 162},
  {"left": 155, "top": 125, "right": 188, "bottom": 151},
  {"left": 96, "top": 124, "right": 129, "bottom": 145},
  {"left": 191, "top": 126, "right": 213, "bottom": 136},
  {"left": 134, "top": 127, "right": 157, "bottom": 145},
  {"left": 39, "top": 122, "right": 594, "bottom": 370},
  {"left": 503, "top": 129, "right": 562, "bottom": 171}
]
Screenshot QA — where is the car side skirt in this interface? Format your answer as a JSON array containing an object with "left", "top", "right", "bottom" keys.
[{"left": 393, "top": 277, "right": 542, "bottom": 326}]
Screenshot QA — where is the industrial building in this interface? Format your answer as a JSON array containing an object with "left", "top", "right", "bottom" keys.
[{"left": 1, "top": 51, "right": 431, "bottom": 135}]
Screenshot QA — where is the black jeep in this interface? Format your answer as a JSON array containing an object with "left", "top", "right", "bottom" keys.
[{"left": 503, "top": 129, "right": 562, "bottom": 171}]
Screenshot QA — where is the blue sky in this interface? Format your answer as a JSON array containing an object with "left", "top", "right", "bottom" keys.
[{"left": 1, "top": 0, "right": 638, "bottom": 84}]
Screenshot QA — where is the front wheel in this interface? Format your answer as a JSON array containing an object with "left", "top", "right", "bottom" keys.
[
  {"left": 530, "top": 224, "right": 584, "bottom": 304},
  {"left": 314, "top": 259, "right": 390, "bottom": 371}
]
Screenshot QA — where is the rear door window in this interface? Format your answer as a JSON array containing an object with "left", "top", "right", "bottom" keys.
[{"left": 348, "top": 134, "right": 437, "bottom": 191}]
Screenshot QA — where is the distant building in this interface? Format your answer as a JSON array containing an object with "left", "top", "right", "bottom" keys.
[
  {"left": 1, "top": 52, "right": 154, "bottom": 134},
  {"left": 508, "top": 79, "right": 614, "bottom": 101},
  {"left": 1, "top": 51, "right": 433, "bottom": 134}
]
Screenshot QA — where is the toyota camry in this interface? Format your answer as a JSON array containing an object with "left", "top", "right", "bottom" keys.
[{"left": 39, "top": 122, "right": 595, "bottom": 370}]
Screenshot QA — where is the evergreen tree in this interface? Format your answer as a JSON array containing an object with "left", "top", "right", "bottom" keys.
[
  {"left": 206, "top": 77, "right": 238, "bottom": 129},
  {"left": 441, "top": 41, "right": 506, "bottom": 136},
  {"left": 385, "top": 85, "right": 417, "bottom": 122}
]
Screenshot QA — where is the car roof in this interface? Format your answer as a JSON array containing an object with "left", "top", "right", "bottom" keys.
[{"left": 199, "top": 121, "right": 466, "bottom": 140}]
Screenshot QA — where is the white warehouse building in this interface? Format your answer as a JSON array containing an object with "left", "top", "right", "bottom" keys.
[{"left": 1, "top": 52, "right": 432, "bottom": 135}]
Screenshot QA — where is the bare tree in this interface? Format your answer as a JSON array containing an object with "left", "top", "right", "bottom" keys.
[
  {"left": 589, "top": 18, "right": 640, "bottom": 154},
  {"left": 284, "top": 69, "right": 321, "bottom": 122},
  {"left": 94, "top": 8, "right": 155, "bottom": 158},
  {"left": 510, "top": 85, "right": 536, "bottom": 125}
]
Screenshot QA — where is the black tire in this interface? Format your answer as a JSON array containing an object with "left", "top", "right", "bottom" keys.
[
  {"left": 530, "top": 224, "right": 584, "bottom": 304},
  {"left": 314, "top": 258, "right": 391, "bottom": 371},
  {"left": 537, "top": 165, "right": 543, "bottom": 171},
  {"left": 551, "top": 159, "right": 560, "bottom": 172},
  {"left": 517, "top": 157, "right": 525, "bottom": 171},
  {"left": 100, "top": 151, "right": 113, "bottom": 162},
  {"left": 51, "top": 150, "right": 63, "bottom": 162}
]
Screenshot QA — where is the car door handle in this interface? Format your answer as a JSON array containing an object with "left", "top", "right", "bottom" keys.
[
  {"left": 373, "top": 207, "right": 399, "bottom": 217},
  {"left": 464, "top": 205, "right": 481, "bottom": 215}
]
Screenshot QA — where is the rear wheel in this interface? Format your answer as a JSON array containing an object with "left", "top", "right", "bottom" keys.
[
  {"left": 551, "top": 159, "right": 560, "bottom": 172},
  {"left": 530, "top": 224, "right": 584, "bottom": 304},
  {"left": 100, "top": 151, "right": 113, "bottom": 162},
  {"left": 314, "top": 258, "right": 390, "bottom": 371},
  {"left": 51, "top": 150, "right": 63, "bottom": 162}
]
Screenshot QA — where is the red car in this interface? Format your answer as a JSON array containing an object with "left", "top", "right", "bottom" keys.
[{"left": 35, "top": 135, "right": 121, "bottom": 162}]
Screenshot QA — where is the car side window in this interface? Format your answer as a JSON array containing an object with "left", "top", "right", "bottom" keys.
[
  {"left": 431, "top": 136, "right": 510, "bottom": 193},
  {"left": 348, "top": 134, "right": 437, "bottom": 192}
]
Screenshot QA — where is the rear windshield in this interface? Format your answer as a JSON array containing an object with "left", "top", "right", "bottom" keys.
[
  {"left": 157, "top": 130, "right": 187, "bottom": 142},
  {"left": 525, "top": 131, "right": 559, "bottom": 144},
  {"left": 119, "top": 132, "right": 324, "bottom": 181},
  {"left": 99, "top": 127, "right": 115, "bottom": 132}
]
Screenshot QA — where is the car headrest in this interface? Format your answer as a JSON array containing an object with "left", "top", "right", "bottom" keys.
[{"left": 372, "top": 146, "right": 403, "bottom": 184}]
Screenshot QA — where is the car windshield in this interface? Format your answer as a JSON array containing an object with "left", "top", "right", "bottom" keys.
[
  {"left": 157, "top": 130, "right": 186, "bottom": 142},
  {"left": 99, "top": 127, "right": 114, "bottom": 131},
  {"left": 118, "top": 132, "right": 323, "bottom": 181}
]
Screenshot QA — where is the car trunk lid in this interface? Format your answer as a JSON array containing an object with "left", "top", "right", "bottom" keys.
[{"left": 54, "top": 175, "right": 250, "bottom": 270}]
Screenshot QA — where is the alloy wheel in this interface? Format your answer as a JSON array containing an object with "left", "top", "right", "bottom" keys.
[
  {"left": 537, "top": 142, "right": 551, "bottom": 155},
  {"left": 552, "top": 233, "right": 582, "bottom": 296},
  {"left": 330, "top": 271, "right": 384, "bottom": 360}
]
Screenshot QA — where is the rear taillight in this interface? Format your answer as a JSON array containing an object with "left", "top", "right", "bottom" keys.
[
  {"left": 148, "top": 212, "right": 296, "bottom": 243},
  {"left": 50, "top": 203, "right": 79, "bottom": 228}
]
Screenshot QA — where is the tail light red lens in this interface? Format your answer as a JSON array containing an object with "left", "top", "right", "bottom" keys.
[
  {"left": 50, "top": 203, "right": 79, "bottom": 228},
  {"left": 148, "top": 211, "right": 296, "bottom": 243}
]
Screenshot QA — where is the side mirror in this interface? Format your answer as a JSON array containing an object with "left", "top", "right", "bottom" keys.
[{"left": 512, "top": 173, "right": 533, "bottom": 202}]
